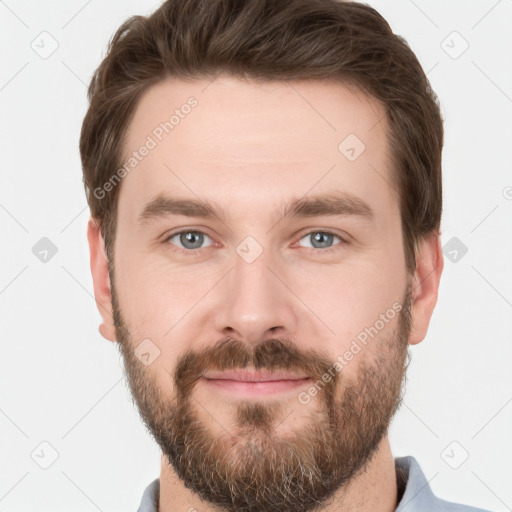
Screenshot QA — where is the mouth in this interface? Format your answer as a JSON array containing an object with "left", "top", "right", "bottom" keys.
[
  {"left": 202, "top": 370, "right": 311, "bottom": 396},
  {"left": 204, "top": 369, "right": 310, "bottom": 382}
]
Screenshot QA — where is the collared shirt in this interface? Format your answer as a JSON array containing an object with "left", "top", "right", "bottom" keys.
[{"left": 137, "top": 455, "right": 494, "bottom": 512}]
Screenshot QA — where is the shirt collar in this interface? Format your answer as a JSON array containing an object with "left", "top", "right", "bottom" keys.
[
  {"left": 137, "top": 456, "right": 442, "bottom": 512},
  {"left": 395, "top": 455, "right": 438, "bottom": 511}
]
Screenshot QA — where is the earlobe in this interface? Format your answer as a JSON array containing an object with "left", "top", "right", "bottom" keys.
[
  {"left": 87, "top": 217, "right": 117, "bottom": 343},
  {"left": 408, "top": 233, "right": 444, "bottom": 346}
]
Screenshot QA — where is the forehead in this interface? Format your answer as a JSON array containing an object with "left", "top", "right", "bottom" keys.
[{"left": 118, "top": 75, "right": 396, "bottom": 228}]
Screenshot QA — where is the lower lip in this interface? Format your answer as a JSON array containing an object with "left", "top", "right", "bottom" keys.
[{"left": 202, "top": 377, "right": 311, "bottom": 396}]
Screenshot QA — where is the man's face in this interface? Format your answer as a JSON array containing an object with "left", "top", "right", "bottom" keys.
[{"left": 108, "top": 76, "right": 414, "bottom": 511}]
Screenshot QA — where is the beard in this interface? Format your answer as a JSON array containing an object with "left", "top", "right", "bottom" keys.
[{"left": 111, "top": 269, "right": 412, "bottom": 512}]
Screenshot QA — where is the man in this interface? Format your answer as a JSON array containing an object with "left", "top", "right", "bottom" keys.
[{"left": 80, "top": 1, "right": 494, "bottom": 511}]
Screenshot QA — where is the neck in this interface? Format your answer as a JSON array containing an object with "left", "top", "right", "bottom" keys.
[{"left": 158, "top": 435, "right": 398, "bottom": 512}]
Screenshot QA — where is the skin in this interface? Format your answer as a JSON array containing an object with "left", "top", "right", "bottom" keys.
[{"left": 87, "top": 76, "right": 443, "bottom": 512}]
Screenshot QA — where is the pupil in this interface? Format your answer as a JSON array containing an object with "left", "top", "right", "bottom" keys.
[
  {"left": 182, "top": 231, "right": 202, "bottom": 249},
  {"left": 313, "top": 232, "right": 331, "bottom": 248}
]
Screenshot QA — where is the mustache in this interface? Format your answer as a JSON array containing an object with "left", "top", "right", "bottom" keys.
[{"left": 173, "top": 337, "right": 338, "bottom": 400}]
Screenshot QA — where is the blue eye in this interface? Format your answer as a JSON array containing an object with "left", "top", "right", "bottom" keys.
[
  {"left": 165, "top": 230, "right": 214, "bottom": 251},
  {"left": 297, "top": 231, "right": 345, "bottom": 251},
  {"left": 163, "top": 229, "right": 347, "bottom": 255}
]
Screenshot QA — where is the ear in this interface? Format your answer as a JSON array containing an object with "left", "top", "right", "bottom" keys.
[
  {"left": 408, "top": 233, "right": 444, "bottom": 345},
  {"left": 87, "top": 217, "right": 117, "bottom": 342}
]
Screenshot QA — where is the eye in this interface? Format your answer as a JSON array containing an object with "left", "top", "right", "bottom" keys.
[
  {"left": 297, "top": 231, "right": 347, "bottom": 252},
  {"left": 164, "top": 230, "right": 214, "bottom": 252},
  {"left": 163, "top": 229, "right": 347, "bottom": 255}
]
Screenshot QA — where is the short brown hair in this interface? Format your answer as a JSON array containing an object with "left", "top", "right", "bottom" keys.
[{"left": 80, "top": 0, "right": 443, "bottom": 273}]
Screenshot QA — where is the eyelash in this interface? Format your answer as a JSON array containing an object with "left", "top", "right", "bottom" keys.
[{"left": 162, "top": 229, "right": 348, "bottom": 256}]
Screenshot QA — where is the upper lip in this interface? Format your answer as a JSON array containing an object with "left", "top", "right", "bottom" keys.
[{"left": 203, "top": 370, "right": 309, "bottom": 382}]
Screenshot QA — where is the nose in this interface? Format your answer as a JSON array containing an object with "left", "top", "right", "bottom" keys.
[{"left": 213, "top": 245, "right": 298, "bottom": 345}]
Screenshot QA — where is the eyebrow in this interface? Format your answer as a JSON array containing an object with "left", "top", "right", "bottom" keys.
[{"left": 136, "top": 191, "right": 375, "bottom": 228}]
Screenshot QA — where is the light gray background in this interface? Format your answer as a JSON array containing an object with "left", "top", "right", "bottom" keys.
[{"left": 0, "top": 1, "right": 511, "bottom": 511}]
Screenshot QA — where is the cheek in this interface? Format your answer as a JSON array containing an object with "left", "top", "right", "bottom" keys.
[
  {"left": 294, "top": 261, "right": 405, "bottom": 375},
  {"left": 113, "top": 250, "right": 211, "bottom": 377},
  {"left": 295, "top": 255, "right": 403, "bottom": 320},
  {"left": 114, "top": 242, "right": 188, "bottom": 327}
]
